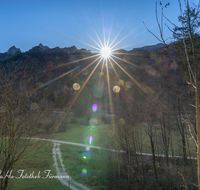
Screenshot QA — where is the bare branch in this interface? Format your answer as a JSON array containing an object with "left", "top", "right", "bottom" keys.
[{"left": 143, "top": 22, "right": 163, "bottom": 42}]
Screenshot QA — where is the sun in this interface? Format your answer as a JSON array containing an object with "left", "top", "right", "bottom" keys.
[{"left": 100, "top": 46, "right": 112, "bottom": 59}]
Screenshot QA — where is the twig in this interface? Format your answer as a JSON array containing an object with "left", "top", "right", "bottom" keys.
[
  {"left": 159, "top": 121, "right": 197, "bottom": 154},
  {"left": 178, "top": 172, "right": 189, "bottom": 190},
  {"left": 143, "top": 22, "right": 162, "bottom": 42}
]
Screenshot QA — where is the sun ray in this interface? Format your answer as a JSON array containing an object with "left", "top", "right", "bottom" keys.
[
  {"left": 108, "top": 58, "right": 120, "bottom": 81},
  {"left": 105, "top": 58, "right": 119, "bottom": 159},
  {"left": 97, "top": 58, "right": 105, "bottom": 86},
  {"left": 65, "top": 57, "right": 103, "bottom": 114},
  {"left": 106, "top": 26, "right": 112, "bottom": 47},
  {"left": 88, "top": 34, "right": 102, "bottom": 49},
  {"left": 55, "top": 57, "right": 103, "bottom": 130},
  {"left": 111, "top": 54, "right": 143, "bottom": 70},
  {"left": 32, "top": 65, "right": 81, "bottom": 92},
  {"left": 23, "top": 54, "right": 99, "bottom": 81},
  {"left": 103, "top": 30, "right": 106, "bottom": 48},
  {"left": 112, "top": 52, "right": 134, "bottom": 55},
  {"left": 108, "top": 27, "right": 124, "bottom": 50},
  {"left": 105, "top": 59, "right": 115, "bottom": 127},
  {"left": 94, "top": 30, "right": 104, "bottom": 48},
  {"left": 8, "top": 53, "right": 100, "bottom": 92},
  {"left": 92, "top": 51, "right": 101, "bottom": 54},
  {"left": 78, "top": 39, "right": 102, "bottom": 51},
  {"left": 108, "top": 16, "right": 133, "bottom": 50},
  {"left": 48, "top": 26, "right": 102, "bottom": 52},
  {"left": 110, "top": 29, "right": 136, "bottom": 50},
  {"left": 101, "top": 14, "right": 106, "bottom": 47},
  {"left": 109, "top": 21, "right": 147, "bottom": 50},
  {"left": 110, "top": 56, "right": 159, "bottom": 105},
  {"left": 67, "top": 56, "right": 101, "bottom": 83},
  {"left": 111, "top": 43, "right": 138, "bottom": 52}
]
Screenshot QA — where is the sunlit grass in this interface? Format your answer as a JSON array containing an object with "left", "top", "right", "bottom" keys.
[
  {"left": 9, "top": 141, "right": 69, "bottom": 190},
  {"left": 53, "top": 121, "right": 108, "bottom": 146},
  {"left": 60, "top": 144, "right": 110, "bottom": 190}
]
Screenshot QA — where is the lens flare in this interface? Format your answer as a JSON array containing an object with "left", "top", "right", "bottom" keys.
[
  {"left": 101, "top": 47, "right": 112, "bottom": 59},
  {"left": 73, "top": 83, "right": 80, "bottom": 90},
  {"left": 148, "top": 68, "right": 156, "bottom": 76},
  {"left": 92, "top": 104, "right": 98, "bottom": 112},
  {"left": 82, "top": 168, "right": 87, "bottom": 176},
  {"left": 89, "top": 126, "right": 96, "bottom": 132},
  {"left": 86, "top": 147, "right": 90, "bottom": 151},
  {"left": 90, "top": 118, "right": 98, "bottom": 125},
  {"left": 119, "top": 79, "right": 125, "bottom": 86},
  {"left": 30, "top": 103, "right": 39, "bottom": 110},
  {"left": 125, "top": 81, "right": 132, "bottom": 89},
  {"left": 113, "top": 85, "right": 120, "bottom": 93},
  {"left": 82, "top": 147, "right": 91, "bottom": 160},
  {"left": 89, "top": 136, "right": 93, "bottom": 144}
]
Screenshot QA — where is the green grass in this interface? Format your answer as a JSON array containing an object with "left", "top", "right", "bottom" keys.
[
  {"left": 120, "top": 123, "right": 196, "bottom": 158},
  {"left": 8, "top": 141, "right": 70, "bottom": 190},
  {"left": 2, "top": 115, "right": 197, "bottom": 190},
  {"left": 53, "top": 122, "right": 109, "bottom": 147},
  {"left": 60, "top": 144, "right": 111, "bottom": 190},
  {"left": 52, "top": 115, "right": 196, "bottom": 157}
]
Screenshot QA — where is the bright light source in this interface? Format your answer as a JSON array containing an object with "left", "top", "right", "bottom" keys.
[{"left": 101, "top": 47, "right": 112, "bottom": 59}]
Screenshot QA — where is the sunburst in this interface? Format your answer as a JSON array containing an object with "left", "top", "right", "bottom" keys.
[
  {"left": 31, "top": 27, "right": 159, "bottom": 133},
  {"left": 100, "top": 46, "right": 112, "bottom": 59}
]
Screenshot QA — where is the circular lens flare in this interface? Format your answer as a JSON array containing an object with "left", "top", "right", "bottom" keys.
[
  {"left": 92, "top": 104, "right": 98, "bottom": 112},
  {"left": 82, "top": 168, "right": 87, "bottom": 176},
  {"left": 73, "top": 83, "right": 80, "bottom": 90},
  {"left": 101, "top": 47, "right": 111, "bottom": 59}
]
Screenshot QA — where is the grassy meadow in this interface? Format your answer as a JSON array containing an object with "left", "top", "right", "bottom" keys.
[
  {"left": 8, "top": 141, "right": 69, "bottom": 190},
  {"left": 5, "top": 113, "right": 197, "bottom": 189}
]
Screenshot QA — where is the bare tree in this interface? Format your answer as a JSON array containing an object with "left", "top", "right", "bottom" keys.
[
  {"left": 144, "top": 0, "right": 200, "bottom": 188},
  {"left": 0, "top": 73, "right": 56, "bottom": 190},
  {"left": 144, "top": 106, "right": 159, "bottom": 185}
]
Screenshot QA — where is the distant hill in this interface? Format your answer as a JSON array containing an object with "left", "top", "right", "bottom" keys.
[
  {"left": 0, "top": 43, "right": 92, "bottom": 73},
  {"left": 131, "top": 43, "right": 165, "bottom": 52},
  {"left": 0, "top": 46, "right": 21, "bottom": 61},
  {"left": 0, "top": 42, "right": 182, "bottom": 110}
]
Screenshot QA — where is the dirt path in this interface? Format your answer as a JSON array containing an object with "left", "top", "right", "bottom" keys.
[
  {"left": 29, "top": 137, "right": 196, "bottom": 189},
  {"left": 31, "top": 137, "right": 197, "bottom": 160},
  {"left": 52, "top": 142, "right": 91, "bottom": 190}
]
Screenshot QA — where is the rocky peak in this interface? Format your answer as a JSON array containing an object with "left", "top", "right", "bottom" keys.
[
  {"left": 38, "top": 43, "right": 49, "bottom": 51},
  {"left": 132, "top": 43, "right": 165, "bottom": 52},
  {"left": 7, "top": 46, "right": 21, "bottom": 56},
  {"left": 62, "top": 45, "right": 77, "bottom": 54}
]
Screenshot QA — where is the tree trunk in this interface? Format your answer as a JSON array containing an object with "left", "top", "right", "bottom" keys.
[
  {"left": 150, "top": 137, "right": 158, "bottom": 185},
  {"left": 196, "top": 86, "right": 200, "bottom": 190},
  {"left": 182, "top": 134, "right": 187, "bottom": 164}
]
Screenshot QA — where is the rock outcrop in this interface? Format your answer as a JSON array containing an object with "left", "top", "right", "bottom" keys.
[
  {"left": 7, "top": 46, "right": 21, "bottom": 56},
  {"left": 132, "top": 43, "right": 165, "bottom": 52}
]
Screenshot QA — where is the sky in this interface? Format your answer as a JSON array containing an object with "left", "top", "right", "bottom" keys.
[{"left": 0, "top": 0, "right": 199, "bottom": 53}]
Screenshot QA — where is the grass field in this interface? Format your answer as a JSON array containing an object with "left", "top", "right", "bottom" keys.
[
  {"left": 5, "top": 113, "right": 196, "bottom": 189},
  {"left": 60, "top": 144, "right": 111, "bottom": 190},
  {"left": 53, "top": 123, "right": 109, "bottom": 147},
  {"left": 8, "top": 141, "right": 70, "bottom": 190},
  {"left": 52, "top": 114, "right": 196, "bottom": 158}
]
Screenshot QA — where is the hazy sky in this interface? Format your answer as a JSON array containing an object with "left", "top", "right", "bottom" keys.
[{"left": 0, "top": 0, "right": 199, "bottom": 53}]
